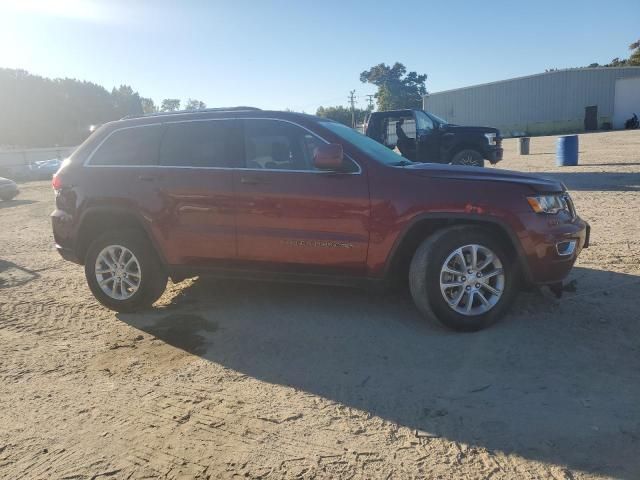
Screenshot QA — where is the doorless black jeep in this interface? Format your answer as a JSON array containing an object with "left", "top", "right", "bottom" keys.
[{"left": 364, "top": 109, "right": 503, "bottom": 167}]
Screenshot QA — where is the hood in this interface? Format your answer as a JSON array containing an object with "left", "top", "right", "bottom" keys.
[
  {"left": 401, "top": 163, "right": 564, "bottom": 193},
  {"left": 440, "top": 124, "right": 500, "bottom": 136}
]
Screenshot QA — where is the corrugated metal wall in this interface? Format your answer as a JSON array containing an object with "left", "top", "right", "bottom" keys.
[{"left": 423, "top": 67, "right": 640, "bottom": 136}]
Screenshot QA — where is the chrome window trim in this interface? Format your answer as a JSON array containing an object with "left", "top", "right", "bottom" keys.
[{"left": 83, "top": 117, "right": 362, "bottom": 175}]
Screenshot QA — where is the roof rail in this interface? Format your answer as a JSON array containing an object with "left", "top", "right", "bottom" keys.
[{"left": 121, "top": 106, "right": 261, "bottom": 120}]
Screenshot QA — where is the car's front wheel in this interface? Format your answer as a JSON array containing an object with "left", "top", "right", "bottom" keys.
[
  {"left": 409, "top": 226, "right": 517, "bottom": 331},
  {"left": 85, "top": 229, "right": 167, "bottom": 312},
  {"left": 450, "top": 149, "right": 485, "bottom": 167}
]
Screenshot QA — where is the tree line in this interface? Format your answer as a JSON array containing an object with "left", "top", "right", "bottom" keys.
[
  {"left": 2, "top": 36, "right": 637, "bottom": 146},
  {"left": 0, "top": 68, "right": 206, "bottom": 148}
]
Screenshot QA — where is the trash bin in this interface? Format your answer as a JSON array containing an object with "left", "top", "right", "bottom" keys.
[
  {"left": 518, "top": 137, "right": 530, "bottom": 155},
  {"left": 556, "top": 135, "right": 579, "bottom": 166}
]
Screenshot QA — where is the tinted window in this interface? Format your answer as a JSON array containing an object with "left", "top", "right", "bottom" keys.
[
  {"left": 244, "top": 119, "right": 327, "bottom": 171},
  {"left": 90, "top": 125, "right": 162, "bottom": 166},
  {"left": 160, "top": 120, "right": 234, "bottom": 168},
  {"left": 415, "top": 111, "right": 434, "bottom": 132},
  {"left": 244, "top": 120, "right": 302, "bottom": 170}
]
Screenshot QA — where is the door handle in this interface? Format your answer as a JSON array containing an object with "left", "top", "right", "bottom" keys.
[
  {"left": 240, "top": 176, "right": 266, "bottom": 185},
  {"left": 138, "top": 175, "right": 157, "bottom": 182}
]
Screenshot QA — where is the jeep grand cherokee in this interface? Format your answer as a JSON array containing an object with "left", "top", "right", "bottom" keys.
[{"left": 51, "top": 108, "right": 589, "bottom": 331}]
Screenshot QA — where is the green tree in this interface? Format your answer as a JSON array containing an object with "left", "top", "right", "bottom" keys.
[
  {"left": 628, "top": 39, "right": 640, "bottom": 66},
  {"left": 111, "top": 85, "right": 143, "bottom": 118},
  {"left": 587, "top": 38, "right": 640, "bottom": 67},
  {"left": 161, "top": 98, "right": 181, "bottom": 112},
  {"left": 0, "top": 68, "right": 124, "bottom": 147},
  {"left": 360, "top": 62, "right": 427, "bottom": 111},
  {"left": 316, "top": 105, "right": 370, "bottom": 127},
  {"left": 184, "top": 98, "right": 207, "bottom": 110},
  {"left": 140, "top": 97, "right": 158, "bottom": 114}
]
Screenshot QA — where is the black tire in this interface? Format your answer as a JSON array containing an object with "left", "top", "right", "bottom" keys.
[
  {"left": 450, "top": 149, "right": 485, "bottom": 167},
  {"left": 409, "top": 226, "right": 518, "bottom": 332},
  {"left": 84, "top": 229, "right": 167, "bottom": 312}
]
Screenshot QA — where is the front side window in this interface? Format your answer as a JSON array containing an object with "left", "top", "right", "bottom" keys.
[
  {"left": 90, "top": 125, "right": 163, "bottom": 166},
  {"left": 243, "top": 119, "right": 359, "bottom": 172},
  {"left": 415, "top": 111, "right": 435, "bottom": 132},
  {"left": 244, "top": 119, "right": 317, "bottom": 170},
  {"left": 159, "top": 120, "right": 234, "bottom": 168}
]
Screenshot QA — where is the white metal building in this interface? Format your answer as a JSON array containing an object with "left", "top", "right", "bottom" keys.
[{"left": 423, "top": 67, "right": 640, "bottom": 137}]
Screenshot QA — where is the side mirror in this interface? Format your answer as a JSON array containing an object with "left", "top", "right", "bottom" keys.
[{"left": 313, "top": 143, "right": 344, "bottom": 171}]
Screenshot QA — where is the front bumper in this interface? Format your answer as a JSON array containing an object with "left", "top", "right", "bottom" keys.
[
  {"left": 520, "top": 215, "right": 589, "bottom": 285},
  {"left": 486, "top": 146, "right": 503, "bottom": 164}
]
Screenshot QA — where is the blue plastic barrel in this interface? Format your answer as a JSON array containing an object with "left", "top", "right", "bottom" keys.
[{"left": 556, "top": 135, "right": 579, "bottom": 166}]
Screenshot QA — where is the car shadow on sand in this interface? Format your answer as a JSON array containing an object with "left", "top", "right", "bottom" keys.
[
  {"left": 118, "top": 266, "right": 640, "bottom": 478},
  {"left": 0, "top": 259, "right": 40, "bottom": 288},
  {"left": 0, "top": 199, "right": 36, "bottom": 209}
]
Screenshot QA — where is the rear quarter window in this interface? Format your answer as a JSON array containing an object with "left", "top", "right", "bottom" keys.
[{"left": 89, "top": 124, "right": 163, "bottom": 166}]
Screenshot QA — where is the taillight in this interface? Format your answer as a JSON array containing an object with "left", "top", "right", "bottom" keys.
[{"left": 52, "top": 173, "right": 62, "bottom": 191}]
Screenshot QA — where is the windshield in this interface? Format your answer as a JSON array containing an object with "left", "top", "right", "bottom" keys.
[
  {"left": 319, "top": 121, "right": 411, "bottom": 166},
  {"left": 425, "top": 111, "right": 449, "bottom": 125}
]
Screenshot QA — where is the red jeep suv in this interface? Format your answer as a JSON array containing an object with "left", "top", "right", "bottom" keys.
[{"left": 51, "top": 108, "right": 589, "bottom": 331}]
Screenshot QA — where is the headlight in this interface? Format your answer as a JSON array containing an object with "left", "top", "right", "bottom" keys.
[
  {"left": 484, "top": 133, "right": 496, "bottom": 146},
  {"left": 526, "top": 194, "right": 569, "bottom": 214}
]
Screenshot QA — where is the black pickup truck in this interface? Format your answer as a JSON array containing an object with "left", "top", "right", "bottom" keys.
[{"left": 364, "top": 109, "right": 503, "bottom": 167}]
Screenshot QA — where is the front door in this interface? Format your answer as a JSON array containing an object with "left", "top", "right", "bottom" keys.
[
  {"left": 415, "top": 111, "right": 441, "bottom": 162},
  {"left": 234, "top": 119, "right": 370, "bottom": 274},
  {"left": 584, "top": 105, "right": 598, "bottom": 131},
  {"left": 155, "top": 119, "right": 241, "bottom": 267}
]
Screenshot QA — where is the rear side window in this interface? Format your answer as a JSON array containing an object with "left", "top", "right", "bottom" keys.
[
  {"left": 89, "top": 125, "right": 163, "bottom": 166},
  {"left": 160, "top": 120, "right": 234, "bottom": 168}
]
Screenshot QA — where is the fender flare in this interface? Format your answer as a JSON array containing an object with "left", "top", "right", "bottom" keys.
[
  {"left": 383, "top": 212, "right": 532, "bottom": 283},
  {"left": 75, "top": 206, "right": 169, "bottom": 269}
]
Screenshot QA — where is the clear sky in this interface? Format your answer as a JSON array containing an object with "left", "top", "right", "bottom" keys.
[{"left": 1, "top": 0, "right": 638, "bottom": 113}]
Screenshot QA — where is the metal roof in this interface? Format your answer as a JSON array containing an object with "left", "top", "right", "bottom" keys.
[{"left": 424, "top": 67, "right": 640, "bottom": 97}]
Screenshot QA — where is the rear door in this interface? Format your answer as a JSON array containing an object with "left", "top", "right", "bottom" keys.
[
  {"left": 234, "top": 118, "right": 370, "bottom": 274},
  {"left": 155, "top": 119, "right": 241, "bottom": 267}
]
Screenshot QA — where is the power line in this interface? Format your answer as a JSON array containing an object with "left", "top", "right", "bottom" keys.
[
  {"left": 348, "top": 90, "right": 356, "bottom": 128},
  {"left": 365, "top": 94, "right": 375, "bottom": 110}
]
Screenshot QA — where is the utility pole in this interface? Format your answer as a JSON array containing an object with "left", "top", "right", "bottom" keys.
[
  {"left": 365, "top": 94, "right": 375, "bottom": 110},
  {"left": 348, "top": 90, "right": 356, "bottom": 128}
]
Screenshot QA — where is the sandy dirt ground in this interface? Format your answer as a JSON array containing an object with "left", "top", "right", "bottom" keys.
[{"left": 1, "top": 130, "right": 639, "bottom": 480}]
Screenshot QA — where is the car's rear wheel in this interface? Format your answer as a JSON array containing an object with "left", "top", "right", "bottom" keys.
[
  {"left": 450, "top": 149, "right": 485, "bottom": 167},
  {"left": 409, "top": 226, "right": 517, "bottom": 331},
  {"left": 0, "top": 193, "right": 17, "bottom": 201},
  {"left": 85, "top": 229, "right": 167, "bottom": 312}
]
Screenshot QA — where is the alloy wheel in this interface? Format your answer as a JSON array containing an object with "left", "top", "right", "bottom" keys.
[
  {"left": 439, "top": 244, "right": 505, "bottom": 316},
  {"left": 95, "top": 245, "right": 142, "bottom": 300}
]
